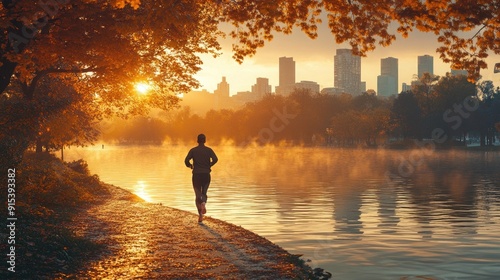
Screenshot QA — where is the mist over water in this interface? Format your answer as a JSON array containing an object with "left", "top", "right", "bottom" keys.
[{"left": 64, "top": 145, "right": 500, "bottom": 280}]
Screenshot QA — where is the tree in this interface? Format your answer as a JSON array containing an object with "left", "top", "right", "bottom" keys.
[
  {"left": 472, "top": 82, "right": 500, "bottom": 146},
  {"left": 352, "top": 92, "right": 385, "bottom": 111},
  {"left": 0, "top": 85, "right": 38, "bottom": 167},
  {"left": 390, "top": 91, "right": 422, "bottom": 139},
  {"left": 330, "top": 110, "right": 359, "bottom": 146},
  {"left": 1, "top": 0, "right": 220, "bottom": 163},
  {"left": 287, "top": 89, "right": 322, "bottom": 144},
  {"left": 478, "top": 80, "right": 498, "bottom": 100},
  {"left": 33, "top": 76, "right": 100, "bottom": 153},
  {"left": 2, "top": 0, "right": 499, "bottom": 97},
  {"left": 431, "top": 74, "right": 477, "bottom": 143},
  {"left": 412, "top": 73, "right": 440, "bottom": 117},
  {"left": 364, "top": 107, "right": 391, "bottom": 146},
  {"left": 433, "top": 75, "right": 477, "bottom": 113}
]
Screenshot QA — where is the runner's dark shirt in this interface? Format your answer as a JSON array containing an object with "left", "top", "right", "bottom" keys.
[{"left": 184, "top": 145, "right": 218, "bottom": 174}]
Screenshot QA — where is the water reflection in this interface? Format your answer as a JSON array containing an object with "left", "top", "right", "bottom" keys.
[
  {"left": 333, "top": 186, "right": 363, "bottom": 237},
  {"left": 376, "top": 185, "right": 400, "bottom": 234},
  {"left": 133, "top": 181, "right": 153, "bottom": 202},
  {"left": 64, "top": 145, "right": 500, "bottom": 279}
]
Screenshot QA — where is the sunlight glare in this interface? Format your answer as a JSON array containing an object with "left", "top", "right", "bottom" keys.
[
  {"left": 134, "top": 181, "right": 153, "bottom": 202},
  {"left": 135, "top": 82, "right": 150, "bottom": 95}
]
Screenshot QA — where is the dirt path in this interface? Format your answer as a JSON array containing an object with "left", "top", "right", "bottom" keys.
[{"left": 65, "top": 185, "right": 316, "bottom": 279}]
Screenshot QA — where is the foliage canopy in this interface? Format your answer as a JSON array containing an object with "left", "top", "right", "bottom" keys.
[{"left": 1, "top": 0, "right": 499, "bottom": 100}]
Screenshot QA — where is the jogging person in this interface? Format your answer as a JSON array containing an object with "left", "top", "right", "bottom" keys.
[{"left": 184, "top": 134, "right": 218, "bottom": 223}]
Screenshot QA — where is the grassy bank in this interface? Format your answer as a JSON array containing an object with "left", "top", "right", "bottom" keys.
[{"left": 1, "top": 152, "right": 112, "bottom": 279}]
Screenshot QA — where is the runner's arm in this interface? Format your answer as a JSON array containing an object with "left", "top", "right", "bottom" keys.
[
  {"left": 184, "top": 151, "right": 193, "bottom": 168},
  {"left": 210, "top": 150, "right": 218, "bottom": 166}
]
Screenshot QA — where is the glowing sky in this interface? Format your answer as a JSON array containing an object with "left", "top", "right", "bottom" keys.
[{"left": 195, "top": 23, "right": 500, "bottom": 95}]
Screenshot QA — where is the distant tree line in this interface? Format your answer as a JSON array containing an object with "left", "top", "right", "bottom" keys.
[
  {"left": 391, "top": 74, "right": 500, "bottom": 147},
  {"left": 102, "top": 74, "right": 500, "bottom": 147}
]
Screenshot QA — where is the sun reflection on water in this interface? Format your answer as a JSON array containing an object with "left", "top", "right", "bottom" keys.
[{"left": 133, "top": 181, "right": 153, "bottom": 202}]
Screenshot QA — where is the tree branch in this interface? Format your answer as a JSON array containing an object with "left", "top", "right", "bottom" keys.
[
  {"left": 471, "top": 24, "right": 487, "bottom": 41},
  {"left": 24, "top": 66, "right": 106, "bottom": 100}
]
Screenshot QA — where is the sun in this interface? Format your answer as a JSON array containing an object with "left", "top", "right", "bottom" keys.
[{"left": 135, "top": 82, "right": 151, "bottom": 95}]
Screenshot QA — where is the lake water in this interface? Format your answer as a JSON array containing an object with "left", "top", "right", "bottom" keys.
[{"left": 64, "top": 145, "right": 500, "bottom": 280}]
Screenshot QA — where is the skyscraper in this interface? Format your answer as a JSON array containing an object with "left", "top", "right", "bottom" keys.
[
  {"left": 334, "top": 49, "right": 361, "bottom": 95},
  {"left": 214, "top": 76, "right": 230, "bottom": 109},
  {"left": 377, "top": 57, "right": 398, "bottom": 96},
  {"left": 252, "top": 77, "right": 272, "bottom": 98},
  {"left": 377, "top": 75, "right": 397, "bottom": 97},
  {"left": 214, "top": 76, "right": 230, "bottom": 98},
  {"left": 276, "top": 56, "right": 295, "bottom": 95},
  {"left": 418, "top": 55, "right": 434, "bottom": 78}
]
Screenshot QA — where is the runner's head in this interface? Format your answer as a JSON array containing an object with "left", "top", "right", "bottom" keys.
[{"left": 197, "top": 134, "right": 206, "bottom": 144}]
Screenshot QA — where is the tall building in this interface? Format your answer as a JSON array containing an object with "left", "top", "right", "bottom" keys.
[
  {"left": 276, "top": 57, "right": 295, "bottom": 95},
  {"left": 377, "top": 57, "right": 398, "bottom": 96},
  {"left": 418, "top": 55, "right": 433, "bottom": 78},
  {"left": 251, "top": 77, "right": 272, "bottom": 98},
  {"left": 214, "top": 76, "right": 230, "bottom": 109},
  {"left": 334, "top": 49, "right": 361, "bottom": 95},
  {"left": 377, "top": 75, "right": 397, "bottom": 97},
  {"left": 214, "top": 76, "right": 230, "bottom": 98}
]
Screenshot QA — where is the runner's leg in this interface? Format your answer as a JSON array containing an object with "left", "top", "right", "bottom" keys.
[
  {"left": 200, "top": 174, "right": 210, "bottom": 214},
  {"left": 192, "top": 175, "right": 203, "bottom": 215},
  {"left": 200, "top": 173, "right": 211, "bottom": 204}
]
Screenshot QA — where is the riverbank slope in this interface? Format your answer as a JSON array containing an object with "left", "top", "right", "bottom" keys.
[
  {"left": 0, "top": 153, "right": 330, "bottom": 279},
  {"left": 66, "top": 184, "right": 329, "bottom": 279}
]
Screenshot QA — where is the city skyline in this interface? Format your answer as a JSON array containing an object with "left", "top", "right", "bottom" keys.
[
  {"left": 194, "top": 52, "right": 479, "bottom": 98},
  {"left": 195, "top": 26, "right": 500, "bottom": 95}
]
